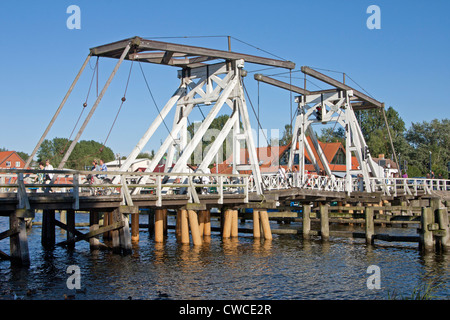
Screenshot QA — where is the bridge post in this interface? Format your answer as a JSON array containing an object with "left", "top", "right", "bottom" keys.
[
  {"left": 253, "top": 209, "right": 261, "bottom": 238},
  {"left": 10, "top": 210, "right": 30, "bottom": 266},
  {"left": 180, "top": 209, "right": 190, "bottom": 244},
  {"left": 89, "top": 210, "right": 101, "bottom": 250},
  {"left": 131, "top": 211, "right": 139, "bottom": 242},
  {"left": 155, "top": 209, "right": 165, "bottom": 243},
  {"left": 365, "top": 207, "right": 375, "bottom": 245},
  {"left": 222, "top": 209, "right": 232, "bottom": 239},
  {"left": 420, "top": 207, "right": 435, "bottom": 252},
  {"left": 41, "top": 209, "right": 55, "bottom": 248},
  {"left": 188, "top": 210, "right": 202, "bottom": 246},
  {"left": 319, "top": 205, "right": 329, "bottom": 241},
  {"left": 259, "top": 210, "right": 272, "bottom": 240},
  {"left": 302, "top": 205, "right": 311, "bottom": 239},
  {"left": 66, "top": 209, "right": 76, "bottom": 250}
]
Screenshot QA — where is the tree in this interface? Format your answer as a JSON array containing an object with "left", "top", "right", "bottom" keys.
[
  {"left": 405, "top": 119, "right": 449, "bottom": 176},
  {"left": 37, "top": 138, "right": 115, "bottom": 170}
]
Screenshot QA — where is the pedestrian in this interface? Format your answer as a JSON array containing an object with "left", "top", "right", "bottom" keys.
[
  {"left": 44, "top": 159, "right": 54, "bottom": 192},
  {"left": 99, "top": 159, "right": 108, "bottom": 179}
]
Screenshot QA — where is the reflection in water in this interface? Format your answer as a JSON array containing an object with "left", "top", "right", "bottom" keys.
[{"left": 0, "top": 213, "right": 448, "bottom": 300}]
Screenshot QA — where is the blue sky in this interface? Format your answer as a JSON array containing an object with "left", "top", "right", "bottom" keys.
[{"left": 1, "top": 0, "right": 449, "bottom": 159}]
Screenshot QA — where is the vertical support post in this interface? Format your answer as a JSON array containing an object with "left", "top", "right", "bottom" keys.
[
  {"left": 73, "top": 173, "right": 79, "bottom": 210},
  {"left": 10, "top": 211, "right": 30, "bottom": 266},
  {"left": 222, "top": 209, "right": 232, "bottom": 239},
  {"left": 188, "top": 210, "right": 202, "bottom": 246},
  {"left": 437, "top": 208, "right": 450, "bottom": 251},
  {"left": 198, "top": 210, "right": 205, "bottom": 237},
  {"left": 365, "top": 207, "right": 375, "bottom": 245},
  {"left": 420, "top": 207, "right": 435, "bottom": 252},
  {"left": 89, "top": 210, "right": 100, "bottom": 249},
  {"left": 231, "top": 210, "right": 239, "bottom": 238},
  {"left": 111, "top": 207, "right": 132, "bottom": 254},
  {"left": 148, "top": 208, "right": 155, "bottom": 236},
  {"left": 155, "top": 209, "right": 165, "bottom": 243},
  {"left": 302, "top": 205, "right": 311, "bottom": 239},
  {"left": 259, "top": 210, "right": 272, "bottom": 240},
  {"left": 41, "top": 209, "right": 55, "bottom": 248},
  {"left": 66, "top": 209, "right": 76, "bottom": 250},
  {"left": 203, "top": 210, "right": 211, "bottom": 237},
  {"left": 320, "top": 205, "right": 329, "bottom": 241},
  {"left": 131, "top": 211, "right": 140, "bottom": 242},
  {"left": 176, "top": 209, "right": 182, "bottom": 240},
  {"left": 180, "top": 209, "right": 190, "bottom": 244},
  {"left": 253, "top": 209, "right": 261, "bottom": 238}
]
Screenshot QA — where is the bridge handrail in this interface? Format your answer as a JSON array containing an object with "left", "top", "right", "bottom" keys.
[{"left": 0, "top": 168, "right": 250, "bottom": 208}]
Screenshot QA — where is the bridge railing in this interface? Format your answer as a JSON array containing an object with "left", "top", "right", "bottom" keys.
[
  {"left": 0, "top": 168, "right": 250, "bottom": 208},
  {"left": 367, "top": 177, "right": 450, "bottom": 196},
  {"left": 247, "top": 172, "right": 450, "bottom": 195}
]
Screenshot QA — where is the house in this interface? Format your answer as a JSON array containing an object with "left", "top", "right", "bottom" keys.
[
  {"left": 371, "top": 154, "right": 399, "bottom": 177},
  {"left": 214, "top": 137, "right": 360, "bottom": 176},
  {"left": 0, "top": 151, "right": 26, "bottom": 169}
]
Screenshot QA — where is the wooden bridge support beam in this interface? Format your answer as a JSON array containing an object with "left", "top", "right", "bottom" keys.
[
  {"left": 302, "top": 205, "right": 311, "bottom": 239},
  {"left": 253, "top": 209, "right": 260, "bottom": 238},
  {"left": 259, "top": 210, "right": 272, "bottom": 240},
  {"left": 41, "top": 209, "right": 55, "bottom": 248},
  {"left": 9, "top": 210, "right": 30, "bottom": 266},
  {"left": 154, "top": 209, "right": 165, "bottom": 243},
  {"left": 111, "top": 206, "right": 132, "bottom": 254},
  {"left": 319, "top": 205, "right": 329, "bottom": 241},
  {"left": 365, "top": 207, "right": 375, "bottom": 245},
  {"left": 131, "top": 211, "right": 140, "bottom": 242},
  {"left": 188, "top": 210, "right": 202, "bottom": 246},
  {"left": 89, "top": 210, "right": 101, "bottom": 250},
  {"left": 66, "top": 209, "right": 76, "bottom": 250}
]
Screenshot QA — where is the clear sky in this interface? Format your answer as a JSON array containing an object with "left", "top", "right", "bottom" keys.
[{"left": 1, "top": 0, "right": 449, "bottom": 159}]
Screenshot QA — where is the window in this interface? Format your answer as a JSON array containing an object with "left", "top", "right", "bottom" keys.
[
  {"left": 5, "top": 161, "right": 11, "bottom": 167},
  {"left": 16, "top": 161, "right": 21, "bottom": 168},
  {"left": 331, "top": 149, "right": 346, "bottom": 165}
]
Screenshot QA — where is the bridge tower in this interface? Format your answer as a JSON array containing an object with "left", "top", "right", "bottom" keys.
[{"left": 255, "top": 66, "right": 388, "bottom": 193}]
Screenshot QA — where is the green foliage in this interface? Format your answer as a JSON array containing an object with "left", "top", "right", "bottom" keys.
[
  {"left": 405, "top": 119, "right": 449, "bottom": 176},
  {"left": 37, "top": 138, "right": 114, "bottom": 170}
]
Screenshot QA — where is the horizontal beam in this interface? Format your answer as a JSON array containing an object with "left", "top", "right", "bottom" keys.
[
  {"left": 254, "top": 74, "right": 379, "bottom": 110},
  {"left": 254, "top": 74, "right": 310, "bottom": 95},
  {"left": 90, "top": 36, "right": 295, "bottom": 69},
  {"left": 301, "top": 66, "right": 383, "bottom": 109}
]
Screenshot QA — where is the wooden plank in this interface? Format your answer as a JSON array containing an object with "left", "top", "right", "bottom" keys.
[
  {"left": 56, "top": 221, "right": 125, "bottom": 246},
  {"left": 90, "top": 36, "right": 295, "bottom": 69},
  {"left": 301, "top": 66, "right": 383, "bottom": 109}
]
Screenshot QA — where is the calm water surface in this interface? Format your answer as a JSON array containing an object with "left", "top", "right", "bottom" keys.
[{"left": 0, "top": 212, "right": 448, "bottom": 300}]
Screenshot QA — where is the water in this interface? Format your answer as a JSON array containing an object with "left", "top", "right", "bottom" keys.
[{"left": 0, "top": 212, "right": 449, "bottom": 300}]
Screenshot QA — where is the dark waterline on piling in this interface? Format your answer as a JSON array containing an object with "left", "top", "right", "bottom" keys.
[{"left": 0, "top": 213, "right": 449, "bottom": 300}]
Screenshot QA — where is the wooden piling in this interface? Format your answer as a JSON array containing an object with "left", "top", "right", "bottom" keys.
[
  {"left": 222, "top": 209, "right": 232, "bottom": 239},
  {"left": 89, "top": 210, "right": 100, "bottom": 249},
  {"left": 259, "top": 210, "right": 272, "bottom": 240},
  {"left": 302, "top": 205, "right": 311, "bottom": 239},
  {"left": 420, "top": 207, "right": 435, "bottom": 252},
  {"left": 203, "top": 210, "right": 211, "bottom": 237},
  {"left": 111, "top": 207, "right": 132, "bottom": 254},
  {"left": 41, "top": 209, "right": 55, "bottom": 248},
  {"left": 198, "top": 210, "right": 205, "bottom": 237},
  {"left": 436, "top": 208, "right": 450, "bottom": 251},
  {"left": 131, "top": 212, "right": 139, "bottom": 242},
  {"left": 155, "top": 209, "right": 165, "bottom": 243},
  {"left": 365, "top": 207, "right": 375, "bottom": 245},
  {"left": 188, "top": 210, "right": 202, "bottom": 246},
  {"left": 148, "top": 208, "right": 155, "bottom": 236},
  {"left": 180, "top": 209, "right": 189, "bottom": 244},
  {"left": 231, "top": 210, "right": 239, "bottom": 237},
  {"left": 320, "top": 205, "right": 329, "bottom": 241},
  {"left": 253, "top": 209, "right": 261, "bottom": 238},
  {"left": 66, "top": 209, "right": 76, "bottom": 250},
  {"left": 9, "top": 210, "right": 30, "bottom": 266}
]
